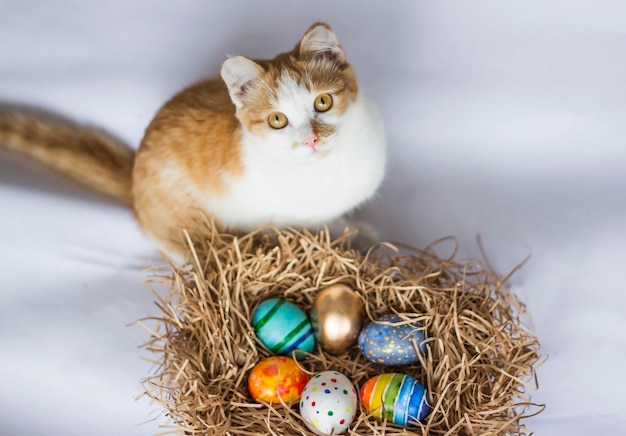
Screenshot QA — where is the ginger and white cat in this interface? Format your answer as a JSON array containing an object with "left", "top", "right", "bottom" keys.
[{"left": 0, "top": 23, "right": 386, "bottom": 263}]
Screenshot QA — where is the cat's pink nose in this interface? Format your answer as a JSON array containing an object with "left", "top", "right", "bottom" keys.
[{"left": 301, "top": 134, "right": 319, "bottom": 149}]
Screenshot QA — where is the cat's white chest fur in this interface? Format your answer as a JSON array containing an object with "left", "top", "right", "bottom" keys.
[{"left": 203, "top": 96, "right": 386, "bottom": 230}]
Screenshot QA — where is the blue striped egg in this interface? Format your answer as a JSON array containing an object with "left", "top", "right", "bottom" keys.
[
  {"left": 358, "top": 313, "right": 427, "bottom": 366},
  {"left": 360, "top": 373, "right": 430, "bottom": 426},
  {"left": 252, "top": 298, "right": 315, "bottom": 359}
]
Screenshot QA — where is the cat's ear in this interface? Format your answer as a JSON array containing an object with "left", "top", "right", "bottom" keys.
[
  {"left": 221, "top": 56, "right": 264, "bottom": 109},
  {"left": 299, "top": 23, "right": 346, "bottom": 64}
]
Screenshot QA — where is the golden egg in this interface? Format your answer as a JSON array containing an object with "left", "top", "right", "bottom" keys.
[{"left": 310, "top": 284, "right": 364, "bottom": 355}]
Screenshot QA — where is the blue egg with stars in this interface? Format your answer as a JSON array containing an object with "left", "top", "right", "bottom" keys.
[{"left": 357, "top": 313, "right": 427, "bottom": 366}]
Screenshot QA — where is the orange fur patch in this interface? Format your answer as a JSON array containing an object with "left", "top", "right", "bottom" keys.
[
  {"left": 132, "top": 78, "right": 244, "bottom": 254},
  {"left": 311, "top": 119, "right": 336, "bottom": 140}
]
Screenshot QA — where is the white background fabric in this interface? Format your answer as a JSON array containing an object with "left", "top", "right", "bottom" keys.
[{"left": 1, "top": 1, "right": 625, "bottom": 434}]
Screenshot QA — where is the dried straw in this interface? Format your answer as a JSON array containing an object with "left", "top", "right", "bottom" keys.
[{"left": 140, "top": 219, "right": 544, "bottom": 435}]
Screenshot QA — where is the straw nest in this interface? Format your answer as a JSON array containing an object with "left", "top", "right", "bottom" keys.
[{"left": 140, "top": 220, "right": 543, "bottom": 435}]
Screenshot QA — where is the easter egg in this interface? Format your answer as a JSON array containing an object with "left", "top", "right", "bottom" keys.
[
  {"left": 299, "top": 371, "right": 358, "bottom": 435},
  {"left": 360, "top": 373, "right": 430, "bottom": 426},
  {"left": 357, "top": 313, "right": 427, "bottom": 366},
  {"left": 252, "top": 298, "right": 315, "bottom": 359},
  {"left": 310, "top": 284, "right": 364, "bottom": 355},
  {"left": 248, "top": 356, "right": 310, "bottom": 404}
]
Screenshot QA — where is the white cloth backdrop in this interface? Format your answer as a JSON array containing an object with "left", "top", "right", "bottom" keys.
[{"left": 1, "top": 1, "right": 625, "bottom": 434}]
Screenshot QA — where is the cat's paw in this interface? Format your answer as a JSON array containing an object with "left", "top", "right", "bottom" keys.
[
  {"left": 328, "top": 217, "right": 380, "bottom": 253},
  {"left": 346, "top": 219, "right": 380, "bottom": 252}
]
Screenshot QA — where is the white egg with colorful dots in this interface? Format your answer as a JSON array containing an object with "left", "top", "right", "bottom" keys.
[{"left": 299, "top": 371, "right": 358, "bottom": 435}]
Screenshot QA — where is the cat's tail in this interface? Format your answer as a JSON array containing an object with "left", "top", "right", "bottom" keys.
[{"left": 0, "top": 108, "right": 135, "bottom": 206}]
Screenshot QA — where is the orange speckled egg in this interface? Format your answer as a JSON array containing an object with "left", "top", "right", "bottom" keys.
[{"left": 248, "top": 356, "right": 310, "bottom": 404}]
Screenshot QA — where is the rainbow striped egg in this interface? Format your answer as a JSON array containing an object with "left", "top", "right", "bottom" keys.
[
  {"left": 252, "top": 298, "right": 315, "bottom": 359},
  {"left": 360, "top": 373, "right": 430, "bottom": 426}
]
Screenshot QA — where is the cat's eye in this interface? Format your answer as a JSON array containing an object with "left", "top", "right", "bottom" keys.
[
  {"left": 314, "top": 93, "right": 333, "bottom": 112},
  {"left": 267, "top": 111, "right": 288, "bottom": 129}
]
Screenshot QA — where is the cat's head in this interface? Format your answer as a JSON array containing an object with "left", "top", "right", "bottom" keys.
[{"left": 221, "top": 23, "right": 358, "bottom": 162}]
